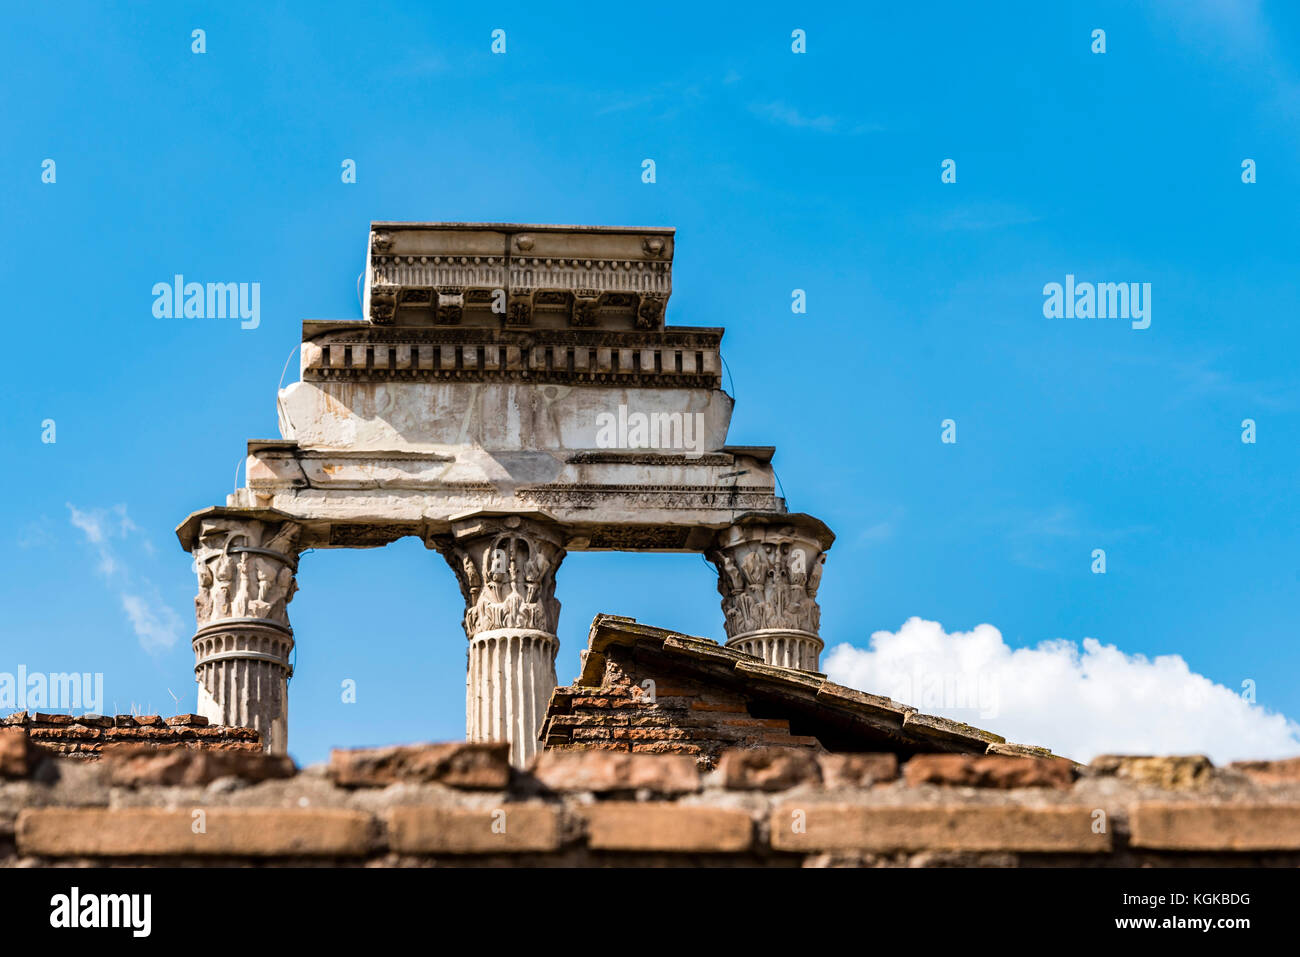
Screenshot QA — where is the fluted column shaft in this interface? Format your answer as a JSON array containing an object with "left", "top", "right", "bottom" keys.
[
  {"left": 466, "top": 630, "right": 559, "bottom": 763},
  {"left": 707, "top": 518, "right": 830, "bottom": 672},
  {"left": 189, "top": 516, "right": 301, "bottom": 754},
  {"left": 437, "top": 514, "right": 566, "bottom": 767}
]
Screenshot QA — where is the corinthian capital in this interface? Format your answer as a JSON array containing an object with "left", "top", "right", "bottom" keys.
[
  {"left": 705, "top": 514, "right": 833, "bottom": 644},
  {"left": 435, "top": 513, "right": 566, "bottom": 638},
  {"left": 191, "top": 516, "right": 301, "bottom": 628}
]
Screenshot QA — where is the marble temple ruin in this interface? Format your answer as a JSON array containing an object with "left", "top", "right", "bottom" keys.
[{"left": 175, "top": 222, "right": 835, "bottom": 764}]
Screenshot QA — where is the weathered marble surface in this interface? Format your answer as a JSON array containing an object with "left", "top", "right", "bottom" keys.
[
  {"left": 188, "top": 515, "right": 301, "bottom": 755},
  {"left": 276, "top": 380, "right": 732, "bottom": 453},
  {"left": 177, "top": 222, "right": 836, "bottom": 763}
]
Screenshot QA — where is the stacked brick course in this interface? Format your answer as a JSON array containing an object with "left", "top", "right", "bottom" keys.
[
  {"left": 541, "top": 616, "right": 1051, "bottom": 769},
  {"left": 3, "top": 735, "right": 1300, "bottom": 867},
  {"left": 545, "top": 646, "right": 826, "bottom": 764},
  {"left": 1, "top": 712, "right": 260, "bottom": 759}
]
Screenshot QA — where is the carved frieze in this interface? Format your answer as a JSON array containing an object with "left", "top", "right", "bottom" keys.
[
  {"left": 300, "top": 322, "right": 723, "bottom": 388},
  {"left": 507, "top": 289, "right": 533, "bottom": 327},
  {"left": 637, "top": 294, "right": 667, "bottom": 329},
  {"left": 519, "top": 485, "right": 779, "bottom": 512},
  {"left": 435, "top": 286, "right": 464, "bottom": 325},
  {"left": 571, "top": 292, "right": 600, "bottom": 326},
  {"left": 369, "top": 283, "right": 398, "bottom": 324},
  {"left": 399, "top": 287, "right": 434, "bottom": 307},
  {"left": 364, "top": 224, "right": 673, "bottom": 329},
  {"left": 303, "top": 324, "right": 720, "bottom": 350}
]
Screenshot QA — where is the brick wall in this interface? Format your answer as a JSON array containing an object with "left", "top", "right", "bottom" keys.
[
  {"left": 1, "top": 711, "right": 260, "bottom": 759},
  {"left": 544, "top": 644, "right": 826, "bottom": 768},
  {"left": 3, "top": 728, "right": 1300, "bottom": 866}
]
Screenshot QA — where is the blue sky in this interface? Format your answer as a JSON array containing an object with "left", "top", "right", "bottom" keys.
[{"left": 1, "top": 1, "right": 1296, "bottom": 764}]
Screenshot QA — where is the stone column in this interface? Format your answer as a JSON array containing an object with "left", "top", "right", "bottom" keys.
[
  {"left": 707, "top": 516, "right": 832, "bottom": 672},
  {"left": 436, "top": 514, "right": 566, "bottom": 767},
  {"left": 189, "top": 515, "right": 301, "bottom": 754}
]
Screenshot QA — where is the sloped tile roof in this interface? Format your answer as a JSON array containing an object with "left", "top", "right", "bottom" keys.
[{"left": 544, "top": 614, "right": 1057, "bottom": 758}]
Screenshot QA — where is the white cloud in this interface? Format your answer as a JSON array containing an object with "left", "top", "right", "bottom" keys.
[
  {"left": 66, "top": 503, "right": 182, "bottom": 653},
  {"left": 121, "top": 594, "right": 184, "bottom": 654},
  {"left": 750, "top": 100, "right": 840, "bottom": 132},
  {"left": 66, "top": 504, "right": 106, "bottom": 543},
  {"left": 824, "top": 617, "right": 1300, "bottom": 765}
]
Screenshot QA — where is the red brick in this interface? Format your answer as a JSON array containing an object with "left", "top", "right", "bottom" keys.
[
  {"left": 31, "top": 713, "right": 73, "bottom": 726},
  {"left": 719, "top": 717, "right": 790, "bottom": 729},
  {"left": 771, "top": 804, "right": 1110, "bottom": 853},
  {"left": 572, "top": 728, "right": 614, "bottom": 741},
  {"left": 18, "top": 808, "right": 370, "bottom": 857},
  {"left": 904, "top": 754, "right": 1077, "bottom": 790},
  {"left": 0, "top": 727, "right": 34, "bottom": 778},
  {"left": 719, "top": 747, "right": 822, "bottom": 790},
  {"left": 819, "top": 753, "right": 899, "bottom": 787},
  {"left": 583, "top": 803, "right": 752, "bottom": 852},
  {"left": 165, "top": 714, "right": 210, "bottom": 727},
  {"left": 102, "top": 744, "right": 296, "bottom": 786},
  {"left": 636, "top": 680, "right": 701, "bottom": 697},
  {"left": 689, "top": 700, "right": 746, "bottom": 713},
  {"left": 329, "top": 742, "right": 510, "bottom": 789},
  {"left": 1089, "top": 754, "right": 1212, "bottom": 790},
  {"left": 631, "top": 742, "right": 701, "bottom": 756},
  {"left": 1229, "top": 757, "right": 1300, "bottom": 785},
  {"left": 1130, "top": 803, "right": 1300, "bottom": 851},
  {"left": 30, "top": 727, "right": 100, "bottom": 742},
  {"left": 387, "top": 806, "right": 560, "bottom": 854},
  {"left": 611, "top": 727, "right": 691, "bottom": 741},
  {"left": 530, "top": 749, "right": 700, "bottom": 794},
  {"left": 556, "top": 714, "right": 630, "bottom": 728}
]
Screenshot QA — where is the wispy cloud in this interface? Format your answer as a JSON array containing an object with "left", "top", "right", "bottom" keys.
[
  {"left": 592, "top": 79, "right": 709, "bottom": 121},
  {"left": 991, "top": 504, "right": 1150, "bottom": 571},
  {"left": 66, "top": 503, "right": 182, "bottom": 653},
  {"left": 121, "top": 593, "right": 184, "bottom": 655},
  {"left": 933, "top": 201, "right": 1041, "bottom": 232},
  {"left": 1153, "top": 0, "right": 1300, "bottom": 120},
  {"left": 1163, "top": 354, "right": 1292, "bottom": 412},
  {"left": 386, "top": 51, "right": 451, "bottom": 78},
  {"left": 1114, "top": 351, "right": 1295, "bottom": 412},
  {"left": 1156, "top": 0, "right": 1271, "bottom": 63},
  {"left": 854, "top": 505, "right": 905, "bottom": 546},
  {"left": 749, "top": 100, "right": 880, "bottom": 134},
  {"left": 1000, "top": 505, "right": 1080, "bottom": 571},
  {"left": 750, "top": 99, "right": 838, "bottom": 131},
  {"left": 17, "top": 518, "right": 55, "bottom": 549}
]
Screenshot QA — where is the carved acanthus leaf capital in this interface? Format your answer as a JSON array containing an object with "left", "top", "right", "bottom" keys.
[
  {"left": 192, "top": 518, "right": 301, "bottom": 628},
  {"left": 436, "top": 517, "right": 566, "bottom": 637},
  {"left": 706, "top": 521, "right": 827, "bottom": 640}
]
